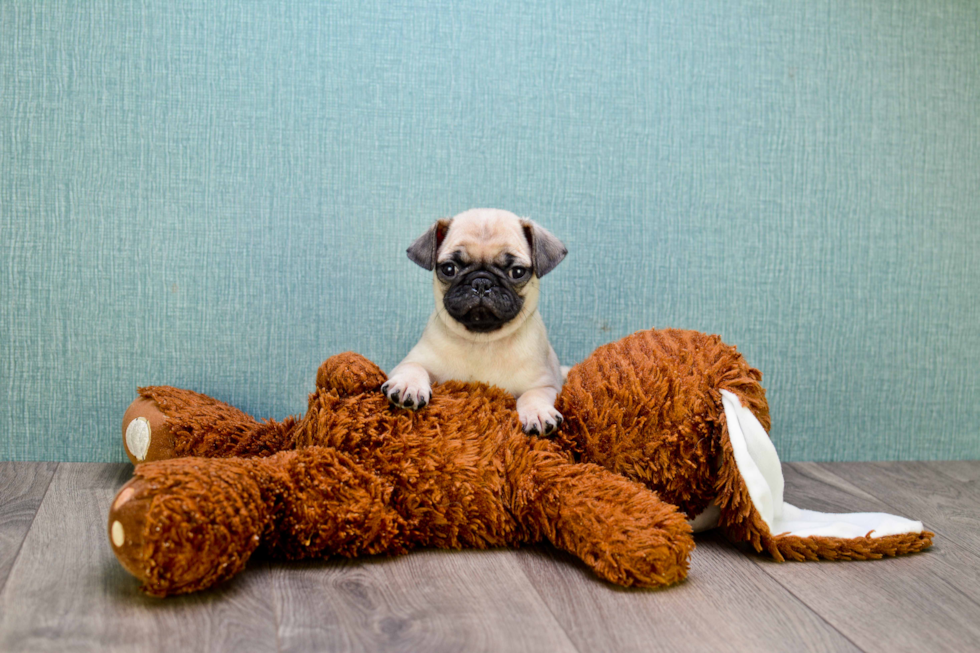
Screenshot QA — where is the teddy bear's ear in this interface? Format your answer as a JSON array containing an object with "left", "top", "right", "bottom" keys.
[{"left": 317, "top": 353, "right": 387, "bottom": 396}]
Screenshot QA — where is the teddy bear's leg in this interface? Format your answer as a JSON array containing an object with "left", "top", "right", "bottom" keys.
[
  {"left": 108, "top": 456, "right": 267, "bottom": 593},
  {"left": 121, "top": 394, "right": 176, "bottom": 464},
  {"left": 122, "top": 386, "right": 298, "bottom": 464},
  {"left": 108, "top": 447, "right": 408, "bottom": 596},
  {"left": 513, "top": 450, "right": 695, "bottom": 588}
]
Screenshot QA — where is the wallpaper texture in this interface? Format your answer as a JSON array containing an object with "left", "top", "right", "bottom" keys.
[{"left": 2, "top": 1, "right": 978, "bottom": 461}]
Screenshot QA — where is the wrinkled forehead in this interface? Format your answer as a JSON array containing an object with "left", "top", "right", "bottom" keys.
[{"left": 438, "top": 213, "right": 531, "bottom": 265}]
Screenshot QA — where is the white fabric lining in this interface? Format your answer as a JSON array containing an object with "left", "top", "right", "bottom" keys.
[
  {"left": 687, "top": 503, "right": 721, "bottom": 533},
  {"left": 719, "top": 390, "right": 922, "bottom": 540}
]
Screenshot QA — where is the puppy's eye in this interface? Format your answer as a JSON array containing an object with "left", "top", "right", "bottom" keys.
[
  {"left": 509, "top": 266, "right": 528, "bottom": 280},
  {"left": 439, "top": 262, "right": 457, "bottom": 278}
]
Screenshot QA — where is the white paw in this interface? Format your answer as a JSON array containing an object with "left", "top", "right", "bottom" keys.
[
  {"left": 381, "top": 374, "right": 431, "bottom": 410},
  {"left": 519, "top": 403, "right": 563, "bottom": 437},
  {"left": 125, "top": 417, "right": 151, "bottom": 461}
]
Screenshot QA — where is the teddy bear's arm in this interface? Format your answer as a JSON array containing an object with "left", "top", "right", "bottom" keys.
[
  {"left": 511, "top": 448, "right": 695, "bottom": 588},
  {"left": 316, "top": 352, "right": 388, "bottom": 396}
]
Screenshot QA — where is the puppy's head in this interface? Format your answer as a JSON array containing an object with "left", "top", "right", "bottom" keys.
[{"left": 407, "top": 208, "right": 567, "bottom": 339}]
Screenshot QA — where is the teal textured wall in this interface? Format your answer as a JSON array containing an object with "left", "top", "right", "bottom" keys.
[{"left": 2, "top": 1, "right": 978, "bottom": 462}]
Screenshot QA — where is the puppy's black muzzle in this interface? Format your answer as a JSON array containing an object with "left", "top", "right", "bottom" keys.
[{"left": 443, "top": 270, "right": 524, "bottom": 333}]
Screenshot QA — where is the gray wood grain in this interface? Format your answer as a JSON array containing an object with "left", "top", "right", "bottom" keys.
[
  {"left": 272, "top": 548, "right": 577, "bottom": 653},
  {"left": 922, "top": 459, "right": 980, "bottom": 485},
  {"left": 2, "top": 461, "right": 976, "bottom": 652},
  {"left": 0, "top": 463, "right": 280, "bottom": 653},
  {"left": 741, "top": 462, "right": 980, "bottom": 653},
  {"left": 0, "top": 462, "right": 57, "bottom": 593},
  {"left": 516, "top": 532, "right": 861, "bottom": 653},
  {"left": 819, "top": 462, "right": 980, "bottom": 563}
]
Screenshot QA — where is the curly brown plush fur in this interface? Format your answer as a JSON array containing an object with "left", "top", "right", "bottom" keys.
[
  {"left": 554, "top": 330, "right": 931, "bottom": 562},
  {"left": 112, "top": 344, "right": 696, "bottom": 596},
  {"left": 109, "top": 328, "right": 931, "bottom": 597}
]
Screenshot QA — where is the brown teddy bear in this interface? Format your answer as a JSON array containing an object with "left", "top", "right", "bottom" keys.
[{"left": 108, "top": 329, "right": 931, "bottom": 596}]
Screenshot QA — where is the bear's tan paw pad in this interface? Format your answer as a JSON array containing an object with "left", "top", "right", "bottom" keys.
[{"left": 107, "top": 479, "right": 152, "bottom": 581}]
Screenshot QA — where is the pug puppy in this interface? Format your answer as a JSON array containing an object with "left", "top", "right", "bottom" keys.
[{"left": 381, "top": 208, "right": 568, "bottom": 435}]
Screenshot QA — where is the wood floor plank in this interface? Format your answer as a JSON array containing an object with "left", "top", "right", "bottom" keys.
[
  {"left": 273, "top": 548, "right": 577, "bottom": 653},
  {"left": 2, "top": 461, "right": 973, "bottom": 651},
  {"left": 516, "top": 532, "right": 860, "bottom": 653},
  {"left": 738, "top": 462, "right": 980, "bottom": 653},
  {"left": 820, "top": 461, "right": 980, "bottom": 561},
  {"left": 920, "top": 460, "right": 980, "bottom": 485},
  {"left": 0, "top": 462, "right": 58, "bottom": 593},
  {"left": 0, "top": 463, "right": 280, "bottom": 653}
]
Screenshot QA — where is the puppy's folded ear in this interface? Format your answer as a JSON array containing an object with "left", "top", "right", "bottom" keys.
[
  {"left": 521, "top": 219, "right": 567, "bottom": 278},
  {"left": 407, "top": 218, "right": 452, "bottom": 271}
]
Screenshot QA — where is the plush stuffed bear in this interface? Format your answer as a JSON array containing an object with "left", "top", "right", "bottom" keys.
[{"left": 109, "top": 329, "right": 931, "bottom": 596}]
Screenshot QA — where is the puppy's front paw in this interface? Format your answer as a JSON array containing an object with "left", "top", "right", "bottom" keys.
[
  {"left": 519, "top": 404, "right": 563, "bottom": 437},
  {"left": 381, "top": 375, "right": 431, "bottom": 410}
]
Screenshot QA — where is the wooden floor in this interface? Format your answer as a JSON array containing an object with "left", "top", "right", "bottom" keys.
[{"left": 0, "top": 461, "right": 977, "bottom": 652}]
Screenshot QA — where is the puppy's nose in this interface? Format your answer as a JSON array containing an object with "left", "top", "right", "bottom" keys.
[{"left": 470, "top": 276, "right": 494, "bottom": 296}]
